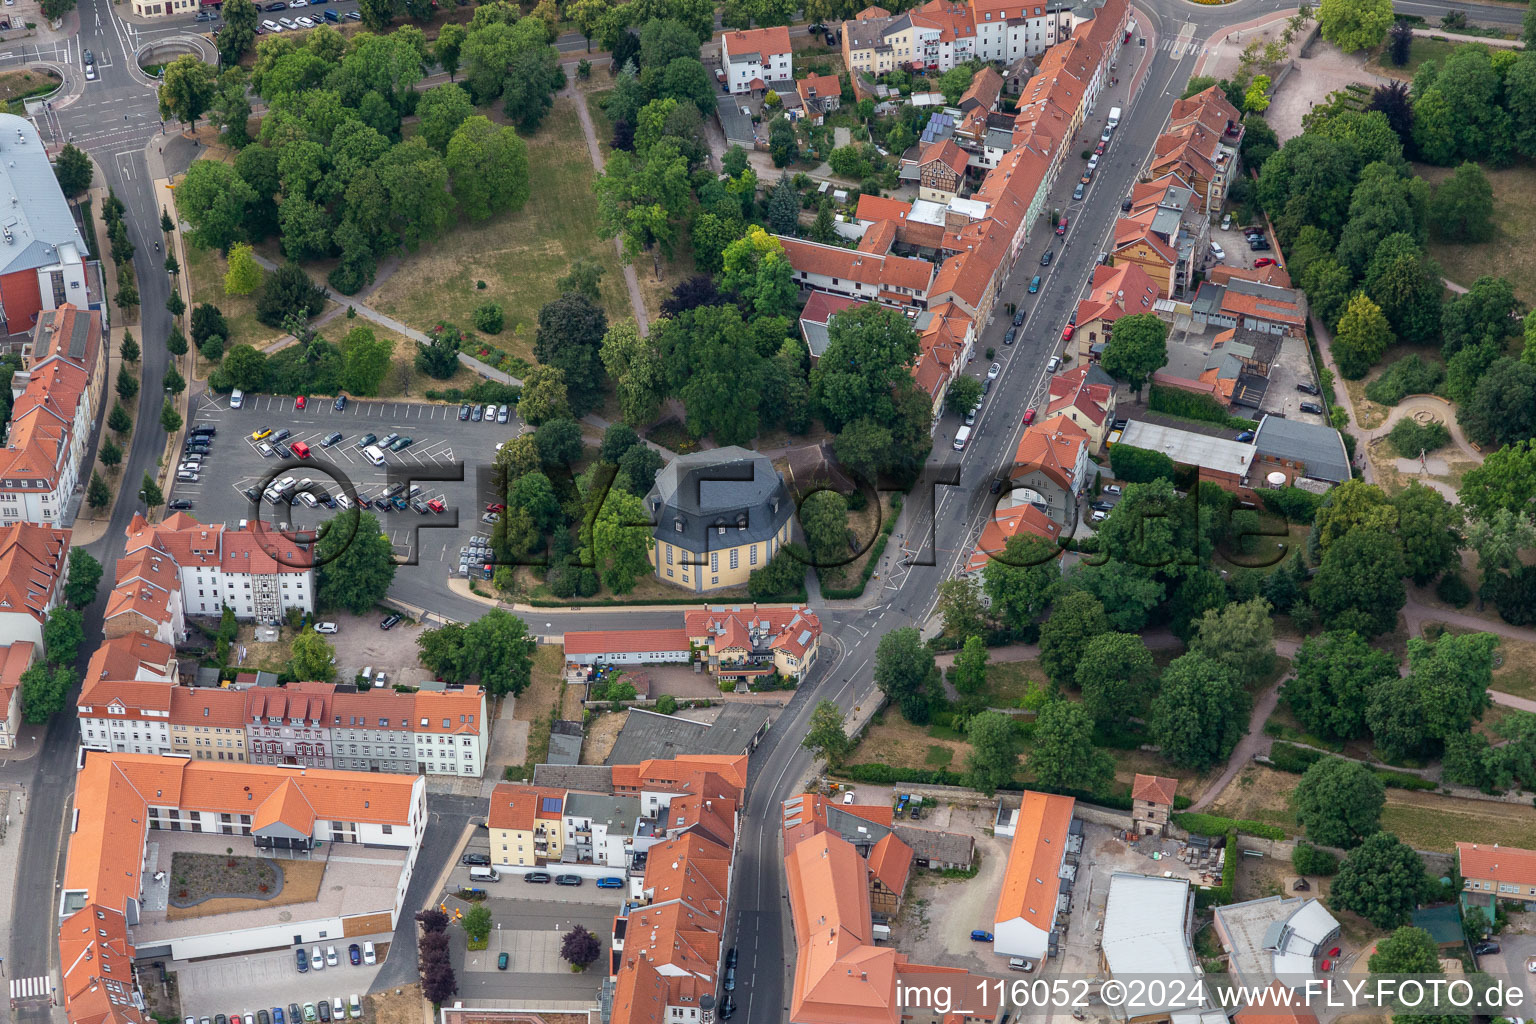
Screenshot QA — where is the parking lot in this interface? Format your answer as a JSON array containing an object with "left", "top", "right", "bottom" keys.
[
  {"left": 170, "top": 392, "right": 524, "bottom": 569},
  {"left": 171, "top": 943, "right": 384, "bottom": 1021}
]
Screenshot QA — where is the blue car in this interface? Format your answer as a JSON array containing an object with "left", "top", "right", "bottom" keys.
[
  {"left": 596, "top": 877, "right": 625, "bottom": 889},
  {"left": 1029, "top": 275, "right": 1042, "bottom": 293},
  {"left": 274, "top": 1011, "right": 286, "bottom": 1024},
  {"left": 970, "top": 929, "right": 994, "bottom": 942},
  {"left": 1235, "top": 430, "right": 1255, "bottom": 443}
]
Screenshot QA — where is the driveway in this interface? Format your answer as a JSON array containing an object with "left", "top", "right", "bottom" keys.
[
  {"left": 173, "top": 945, "right": 384, "bottom": 1020},
  {"left": 320, "top": 612, "right": 432, "bottom": 686}
]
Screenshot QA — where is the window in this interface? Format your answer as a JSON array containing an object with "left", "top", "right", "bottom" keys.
[
  {"left": 382, "top": 824, "right": 393, "bottom": 835},
  {"left": 729, "top": 549, "right": 739, "bottom": 570}
]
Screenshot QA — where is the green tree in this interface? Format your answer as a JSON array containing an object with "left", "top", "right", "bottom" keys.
[
  {"left": 87, "top": 471, "right": 111, "bottom": 510},
  {"left": 619, "top": 445, "right": 664, "bottom": 497},
  {"left": 517, "top": 366, "right": 571, "bottom": 426},
  {"left": 588, "top": 487, "right": 652, "bottom": 594},
  {"left": 1038, "top": 591, "right": 1108, "bottom": 690},
  {"left": 1429, "top": 162, "right": 1496, "bottom": 242},
  {"left": 1369, "top": 927, "right": 1441, "bottom": 974},
  {"left": 767, "top": 176, "right": 800, "bottom": 235},
  {"left": 1318, "top": 0, "right": 1393, "bottom": 51},
  {"left": 416, "top": 84, "right": 476, "bottom": 154},
  {"left": 535, "top": 418, "right": 584, "bottom": 468},
  {"left": 1294, "top": 757, "right": 1385, "bottom": 847},
  {"left": 557, "top": 259, "right": 606, "bottom": 304},
  {"left": 749, "top": 546, "right": 807, "bottom": 601},
  {"left": 1460, "top": 358, "right": 1536, "bottom": 449},
  {"left": 435, "top": 23, "right": 467, "bottom": 80},
  {"left": 64, "top": 548, "right": 104, "bottom": 609},
  {"left": 256, "top": 263, "right": 325, "bottom": 329},
  {"left": 461, "top": 904, "right": 492, "bottom": 944},
  {"left": 448, "top": 116, "right": 531, "bottom": 221},
  {"left": 1465, "top": 508, "right": 1536, "bottom": 591},
  {"left": 951, "top": 635, "right": 990, "bottom": 696},
  {"left": 800, "top": 491, "right": 849, "bottom": 568},
  {"left": 100, "top": 437, "right": 122, "bottom": 468},
  {"left": 224, "top": 242, "right": 262, "bottom": 296},
  {"left": 339, "top": 325, "right": 392, "bottom": 396},
  {"left": 600, "top": 318, "right": 664, "bottom": 427},
  {"left": 811, "top": 304, "right": 921, "bottom": 431},
  {"left": 1361, "top": 233, "right": 1442, "bottom": 346},
  {"left": 289, "top": 629, "right": 337, "bottom": 681},
  {"left": 1292, "top": 843, "right": 1340, "bottom": 876},
  {"left": 316, "top": 511, "right": 397, "bottom": 613},
  {"left": 160, "top": 399, "right": 183, "bottom": 434},
  {"left": 1333, "top": 292, "right": 1394, "bottom": 378},
  {"left": 967, "top": 711, "right": 1026, "bottom": 796},
  {"left": 116, "top": 365, "right": 139, "bottom": 402},
  {"left": 1027, "top": 700, "right": 1113, "bottom": 793},
  {"left": 1313, "top": 529, "right": 1406, "bottom": 637},
  {"left": 1441, "top": 275, "right": 1521, "bottom": 359},
  {"left": 218, "top": 0, "right": 259, "bottom": 64},
  {"left": 120, "top": 331, "right": 140, "bottom": 364},
  {"left": 1287, "top": 630, "right": 1397, "bottom": 741},
  {"left": 1460, "top": 442, "right": 1536, "bottom": 521},
  {"left": 944, "top": 375, "right": 984, "bottom": 417},
  {"left": 165, "top": 292, "right": 186, "bottom": 320},
  {"left": 803, "top": 699, "right": 851, "bottom": 764},
  {"left": 937, "top": 578, "right": 990, "bottom": 640},
  {"left": 560, "top": 925, "right": 601, "bottom": 969},
  {"left": 1391, "top": 482, "right": 1463, "bottom": 585},
  {"left": 20, "top": 663, "right": 74, "bottom": 724},
  {"left": 43, "top": 606, "right": 85, "bottom": 664},
  {"left": 108, "top": 403, "right": 132, "bottom": 436},
  {"left": 1149, "top": 651, "right": 1249, "bottom": 769},
  {"left": 1188, "top": 597, "right": 1275, "bottom": 687},
  {"left": 1076, "top": 632, "right": 1154, "bottom": 727},
  {"left": 1244, "top": 75, "right": 1272, "bottom": 113},
  {"left": 1330, "top": 832, "right": 1430, "bottom": 928},
  {"left": 158, "top": 54, "right": 218, "bottom": 126},
  {"left": 1099, "top": 313, "right": 1167, "bottom": 396},
  {"left": 178, "top": 160, "right": 256, "bottom": 252},
  {"left": 874, "top": 627, "right": 941, "bottom": 724},
  {"left": 53, "top": 144, "right": 93, "bottom": 199},
  {"left": 535, "top": 292, "right": 608, "bottom": 417}
]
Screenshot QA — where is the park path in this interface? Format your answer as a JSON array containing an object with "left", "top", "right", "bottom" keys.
[{"left": 567, "top": 82, "right": 651, "bottom": 337}]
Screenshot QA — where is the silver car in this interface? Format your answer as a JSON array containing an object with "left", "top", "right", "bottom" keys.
[{"left": 497, "top": 404, "right": 509, "bottom": 423}]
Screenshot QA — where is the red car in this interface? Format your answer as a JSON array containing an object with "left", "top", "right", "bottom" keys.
[
  {"left": 1254, "top": 257, "right": 1277, "bottom": 268},
  {"left": 295, "top": 395, "right": 307, "bottom": 410},
  {"left": 1062, "top": 325, "right": 1075, "bottom": 342},
  {"left": 1056, "top": 216, "right": 1068, "bottom": 236},
  {"left": 427, "top": 498, "right": 446, "bottom": 513},
  {"left": 486, "top": 503, "right": 506, "bottom": 513},
  {"left": 1022, "top": 408, "right": 1036, "bottom": 425}
]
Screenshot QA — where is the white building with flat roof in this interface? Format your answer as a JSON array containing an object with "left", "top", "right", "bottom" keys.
[{"left": 1101, "top": 873, "right": 1208, "bottom": 1021}]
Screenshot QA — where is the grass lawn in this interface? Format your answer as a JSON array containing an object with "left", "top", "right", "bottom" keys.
[
  {"left": 371, "top": 96, "right": 630, "bottom": 364},
  {"left": 361, "top": 322, "right": 483, "bottom": 398},
  {"left": 983, "top": 660, "right": 1048, "bottom": 707},
  {"left": 184, "top": 242, "right": 273, "bottom": 353},
  {"left": 0, "top": 69, "right": 60, "bottom": 103},
  {"left": 1380, "top": 788, "right": 1536, "bottom": 852},
  {"left": 1367, "top": 36, "right": 1459, "bottom": 79},
  {"left": 1417, "top": 161, "right": 1536, "bottom": 307}
]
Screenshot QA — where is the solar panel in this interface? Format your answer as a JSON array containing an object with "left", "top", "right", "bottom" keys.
[{"left": 541, "top": 796, "right": 562, "bottom": 813}]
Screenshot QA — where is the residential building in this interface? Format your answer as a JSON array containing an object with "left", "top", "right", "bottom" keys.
[
  {"left": 1458, "top": 841, "right": 1536, "bottom": 913},
  {"left": 77, "top": 636, "right": 180, "bottom": 756},
  {"left": 245, "top": 681, "right": 335, "bottom": 768},
  {"left": 910, "top": 138, "right": 969, "bottom": 202},
  {"left": 798, "top": 292, "right": 865, "bottom": 361},
  {"left": 103, "top": 546, "right": 185, "bottom": 645},
  {"left": 959, "top": 65, "right": 1003, "bottom": 112},
  {"left": 644, "top": 447, "right": 794, "bottom": 592},
  {"left": 966, "top": 498, "right": 1062, "bottom": 572},
  {"left": 1117, "top": 419, "right": 1255, "bottom": 493},
  {"left": 606, "top": 704, "right": 772, "bottom": 765},
  {"left": 562, "top": 628, "right": 692, "bottom": 670},
  {"left": 0, "top": 304, "right": 105, "bottom": 526},
  {"left": 1112, "top": 216, "right": 1181, "bottom": 298},
  {"left": 1249, "top": 414, "right": 1351, "bottom": 486},
  {"left": 969, "top": 0, "right": 1076, "bottom": 62},
  {"left": 487, "top": 783, "right": 568, "bottom": 867},
  {"left": 1156, "top": 84, "right": 1244, "bottom": 209},
  {"left": 1044, "top": 363, "right": 1118, "bottom": 448},
  {"left": 794, "top": 72, "right": 843, "bottom": 124},
  {"left": 0, "top": 520, "right": 69, "bottom": 652},
  {"left": 0, "top": 115, "right": 93, "bottom": 339},
  {"left": 0, "top": 640, "right": 35, "bottom": 749},
  {"left": 866, "top": 831, "right": 913, "bottom": 913},
  {"left": 121, "top": 512, "right": 314, "bottom": 625},
  {"left": 1101, "top": 873, "right": 1206, "bottom": 1023},
  {"left": 57, "top": 751, "right": 425, "bottom": 995},
  {"left": 168, "top": 686, "right": 248, "bottom": 761},
  {"left": 840, "top": 0, "right": 979, "bottom": 77},
  {"left": 561, "top": 791, "right": 641, "bottom": 867},
  {"left": 1130, "top": 773, "right": 1177, "bottom": 836},
  {"left": 842, "top": 6, "right": 908, "bottom": 77},
  {"left": 612, "top": 754, "right": 748, "bottom": 816},
  {"left": 1009, "top": 415, "right": 1090, "bottom": 525},
  {"left": 777, "top": 235, "right": 936, "bottom": 306},
  {"left": 994, "top": 791, "right": 1075, "bottom": 961},
  {"left": 1213, "top": 895, "right": 1342, "bottom": 992},
  {"left": 1191, "top": 279, "right": 1308, "bottom": 337},
  {"left": 721, "top": 26, "right": 793, "bottom": 94},
  {"left": 684, "top": 603, "right": 823, "bottom": 682},
  {"left": 332, "top": 685, "right": 488, "bottom": 777},
  {"left": 913, "top": 302, "right": 977, "bottom": 428}
]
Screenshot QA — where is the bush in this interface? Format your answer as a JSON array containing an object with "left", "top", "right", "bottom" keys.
[
  {"left": 1171, "top": 811, "right": 1287, "bottom": 839},
  {"left": 1149, "top": 384, "right": 1258, "bottom": 431},
  {"left": 474, "top": 303, "right": 505, "bottom": 334},
  {"left": 1364, "top": 354, "right": 1444, "bottom": 406},
  {"left": 1387, "top": 417, "right": 1451, "bottom": 457},
  {"left": 1293, "top": 842, "right": 1340, "bottom": 876},
  {"left": 1435, "top": 572, "right": 1472, "bottom": 608},
  {"left": 1267, "top": 741, "right": 1325, "bottom": 774},
  {"left": 1260, "top": 486, "right": 1322, "bottom": 524},
  {"left": 327, "top": 263, "right": 367, "bottom": 295},
  {"left": 1110, "top": 443, "right": 1176, "bottom": 484}
]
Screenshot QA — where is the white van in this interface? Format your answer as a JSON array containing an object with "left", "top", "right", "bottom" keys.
[
  {"left": 362, "top": 444, "right": 386, "bottom": 466},
  {"left": 953, "top": 425, "right": 972, "bottom": 451},
  {"left": 1107, "top": 106, "right": 1121, "bottom": 129},
  {"left": 360, "top": 665, "right": 373, "bottom": 685},
  {"left": 469, "top": 866, "right": 501, "bottom": 883},
  {"left": 230, "top": 388, "right": 245, "bottom": 408}
]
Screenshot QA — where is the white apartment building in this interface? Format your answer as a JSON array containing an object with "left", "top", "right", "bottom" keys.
[
  {"left": 76, "top": 635, "right": 180, "bottom": 756},
  {"left": 721, "top": 26, "right": 793, "bottom": 94}
]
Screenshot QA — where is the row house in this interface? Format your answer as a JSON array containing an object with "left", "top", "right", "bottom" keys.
[
  {"left": 966, "top": 499, "right": 1061, "bottom": 571},
  {"left": 969, "top": 0, "right": 1075, "bottom": 62},
  {"left": 721, "top": 26, "right": 793, "bottom": 95},
  {"left": 1044, "top": 363, "right": 1118, "bottom": 449},
  {"left": 0, "top": 641, "right": 35, "bottom": 749},
  {"left": 0, "top": 304, "right": 105, "bottom": 526},
  {"left": 1009, "top": 415, "right": 1090, "bottom": 525},
  {"left": 793, "top": 72, "right": 842, "bottom": 125},
  {"left": 842, "top": 1, "right": 978, "bottom": 77},
  {"left": 1072, "top": 260, "right": 1161, "bottom": 362},
  {"left": 332, "top": 684, "right": 488, "bottom": 777},
  {"left": 76, "top": 635, "right": 179, "bottom": 756},
  {"left": 103, "top": 547, "right": 185, "bottom": 645},
  {"left": 122, "top": 512, "right": 314, "bottom": 625},
  {"left": 1149, "top": 85, "right": 1243, "bottom": 210},
  {"left": 244, "top": 681, "right": 335, "bottom": 768},
  {"left": 777, "top": 235, "right": 936, "bottom": 306},
  {"left": 908, "top": 138, "right": 970, "bottom": 202},
  {"left": 168, "top": 685, "right": 248, "bottom": 761},
  {"left": 0, "top": 520, "right": 70, "bottom": 653},
  {"left": 914, "top": 302, "right": 978, "bottom": 428}
]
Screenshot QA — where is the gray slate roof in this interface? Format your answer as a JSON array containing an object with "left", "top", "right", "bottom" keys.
[
  {"left": 531, "top": 763, "right": 614, "bottom": 792},
  {"left": 645, "top": 446, "right": 793, "bottom": 551},
  {"left": 0, "top": 114, "right": 88, "bottom": 277},
  {"left": 605, "top": 703, "right": 772, "bottom": 766},
  {"left": 1253, "top": 413, "right": 1350, "bottom": 483},
  {"left": 547, "top": 720, "right": 584, "bottom": 765}
]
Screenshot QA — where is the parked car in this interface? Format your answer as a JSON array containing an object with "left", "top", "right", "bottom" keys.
[
  {"left": 1475, "top": 942, "right": 1501, "bottom": 957},
  {"left": 1254, "top": 257, "right": 1277, "bottom": 267},
  {"left": 295, "top": 949, "right": 309, "bottom": 973},
  {"left": 310, "top": 948, "right": 323, "bottom": 971},
  {"left": 1072, "top": 183, "right": 1085, "bottom": 200},
  {"left": 497, "top": 405, "right": 510, "bottom": 423},
  {"left": 1121, "top": 196, "right": 1133, "bottom": 211},
  {"left": 987, "top": 362, "right": 1001, "bottom": 380},
  {"left": 252, "top": 427, "right": 273, "bottom": 441},
  {"left": 471, "top": 404, "right": 483, "bottom": 421},
  {"left": 295, "top": 395, "right": 307, "bottom": 410},
  {"left": 302, "top": 1005, "right": 317, "bottom": 1023},
  {"left": 317, "top": 1004, "right": 330, "bottom": 1024},
  {"left": 321, "top": 432, "right": 344, "bottom": 447},
  {"left": 1208, "top": 242, "right": 1225, "bottom": 261},
  {"left": 970, "top": 930, "right": 994, "bottom": 942},
  {"left": 389, "top": 436, "right": 413, "bottom": 451},
  {"left": 348, "top": 943, "right": 361, "bottom": 966},
  {"left": 363, "top": 943, "right": 376, "bottom": 965},
  {"left": 357, "top": 433, "right": 378, "bottom": 448},
  {"left": 1029, "top": 275, "right": 1042, "bottom": 292},
  {"left": 333, "top": 394, "right": 347, "bottom": 411},
  {"left": 1300, "top": 401, "right": 1324, "bottom": 414},
  {"left": 1295, "top": 382, "right": 1320, "bottom": 395},
  {"left": 168, "top": 499, "right": 194, "bottom": 510},
  {"left": 380, "top": 614, "right": 402, "bottom": 630},
  {"left": 272, "top": 428, "right": 291, "bottom": 442},
  {"left": 555, "top": 874, "right": 583, "bottom": 886},
  {"left": 1003, "top": 327, "right": 1016, "bottom": 345},
  {"left": 1040, "top": 250, "right": 1053, "bottom": 266},
  {"left": 459, "top": 404, "right": 471, "bottom": 420},
  {"left": 597, "top": 876, "right": 625, "bottom": 888},
  {"left": 525, "top": 872, "right": 552, "bottom": 883},
  {"left": 724, "top": 965, "right": 736, "bottom": 991},
  {"left": 1056, "top": 216, "right": 1068, "bottom": 236},
  {"left": 1022, "top": 408, "right": 1036, "bottom": 425},
  {"left": 1061, "top": 325, "right": 1074, "bottom": 342},
  {"left": 497, "top": 952, "right": 509, "bottom": 970},
  {"left": 1012, "top": 309, "right": 1025, "bottom": 327},
  {"left": 1235, "top": 431, "right": 1254, "bottom": 443}
]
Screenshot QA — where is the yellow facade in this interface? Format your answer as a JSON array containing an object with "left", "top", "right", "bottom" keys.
[
  {"left": 650, "top": 519, "right": 793, "bottom": 592},
  {"left": 490, "top": 814, "right": 564, "bottom": 867},
  {"left": 170, "top": 722, "right": 247, "bottom": 761}
]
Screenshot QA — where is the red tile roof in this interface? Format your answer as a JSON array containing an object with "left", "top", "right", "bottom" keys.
[
  {"left": 1011, "top": 417, "right": 1089, "bottom": 491},
  {"left": 1131, "top": 773, "right": 1178, "bottom": 805},
  {"left": 800, "top": 291, "right": 865, "bottom": 329},
  {"left": 866, "top": 831, "right": 913, "bottom": 896},
  {"left": 918, "top": 139, "right": 968, "bottom": 179},
  {"left": 723, "top": 25, "right": 792, "bottom": 59},
  {"left": 1046, "top": 365, "right": 1115, "bottom": 428},
  {"left": 1074, "top": 262, "right": 1160, "bottom": 329},
  {"left": 777, "top": 236, "right": 935, "bottom": 297},
  {"left": 169, "top": 685, "right": 247, "bottom": 729},
  {"left": 0, "top": 522, "right": 68, "bottom": 623},
  {"left": 966, "top": 501, "right": 1061, "bottom": 571},
  {"left": 1458, "top": 842, "right": 1536, "bottom": 885},
  {"left": 487, "top": 783, "right": 566, "bottom": 831},
  {"left": 995, "top": 791, "right": 1074, "bottom": 931},
  {"left": 563, "top": 628, "right": 691, "bottom": 656}
]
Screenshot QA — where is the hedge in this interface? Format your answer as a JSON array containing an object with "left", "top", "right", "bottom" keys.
[
  {"left": 1110, "top": 443, "right": 1176, "bottom": 484},
  {"left": 1172, "top": 811, "right": 1286, "bottom": 839},
  {"left": 1149, "top": 384, "right": 1259, "bottom": 432}
]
